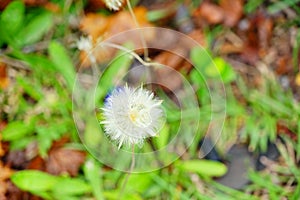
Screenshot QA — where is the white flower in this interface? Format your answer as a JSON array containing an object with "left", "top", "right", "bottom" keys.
[
  {"left": 104, "top": 0, "right": 124, "bottom": 11},
  {"left": 101, "top": 85, "right": 164, "bottom": 149}
]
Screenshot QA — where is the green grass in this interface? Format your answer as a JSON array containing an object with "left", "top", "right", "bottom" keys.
[{"left": 1, "top": 0, "right": 300, "bottom": 199}]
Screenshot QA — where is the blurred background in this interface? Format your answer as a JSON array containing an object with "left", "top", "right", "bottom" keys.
[{"left": 0, "top": 0, "right": 300, "bottom": 199}]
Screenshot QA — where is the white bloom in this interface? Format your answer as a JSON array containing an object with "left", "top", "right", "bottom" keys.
[
  {"left": 104, "top": 0, "right": 124, "bottom": 11},
  {"left": 101, "top": 85, "right": 164, "bottom": 149}
]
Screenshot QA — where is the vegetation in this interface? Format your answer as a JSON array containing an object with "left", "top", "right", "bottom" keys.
[{"left": 0, "top": 0, "right": 299, "bottom": 199}]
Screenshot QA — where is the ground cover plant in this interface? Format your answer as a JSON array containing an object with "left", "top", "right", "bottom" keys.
[{"left": 0, "top": 0, "right": 300, "bottom": 199}]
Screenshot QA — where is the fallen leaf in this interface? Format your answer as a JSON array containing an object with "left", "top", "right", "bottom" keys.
[
  {"left": 5, "top": 180, "right": 42, "bottom": 200},
  {"left": 46, "top": 148, "right": 86, "bottom": 176},
  {"left": 0, "top": 121, "right": 7, "bottom": 157},
  {"left": 0, "top": 0, "right": 10, "bottom": 10},
  {"left": 0, "top": 162, "right": 13, "bottom": 199},
  {"left": 43, "top": 2, "right": 61, "bottom": 13},
  {"left": 295, "top": 73, "right": 300, "bottom": 86},
  {"left": 188, "top": 29, "right": 207, "bottom": 47},
  {"left": 153, "top": 48, "right": 190, "bottom": 91},
  {"left": 0, "top": 163, "right": 13, "bottom": 181},
  {"left": 151, "top": 29, "right": 207, "bottom": 91},
  {"left": 257, "top": 17, "right": 273, "bottom": 52},
  {"left": 80, "top": 7, "right": 153, "bottom": 41},
  {"left": 28, "top": 137, "right": 86, "bottom": 176},
  {"left": 154, "top": 50, "right": 187, "bottom": 71},
  {"left": 0, "top": 62, "right": 9, "bottom": 89},
  {"left": 219, "top": 43, "right": 244, "bottom": 54},
  {"left": 80, "top": 13, "right": 110, "bottom": 40},
  {"left": 5, "top": 150, "right": 28, "bottom": 170},
  {"left": 276, "top": 56, "right": 292, "bottom": 75},
  {"left": 239, "top": 46, "right": 260, "bottom": 65},
  {"left": 79, "top": 7, "right": 155, "bottom": 66},
  {"left": 195, "top": 2, "right": 224, "bottom": 24},
  {"left": 86, "top": 0, "right": 106, "bottom": 11},
  {"left": 220, "top": 0, "right": 244, "bottom": 27},
  {"left": 277, "top": 123, "right": 297, "bottom": 141}
]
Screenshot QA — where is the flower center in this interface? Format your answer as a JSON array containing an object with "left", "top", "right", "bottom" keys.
[{"left": 129, "top": 104, "right": 152, "bottom": 128}]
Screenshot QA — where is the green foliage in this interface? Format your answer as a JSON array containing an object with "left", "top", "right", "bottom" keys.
[
  {"left": 268, "top": 0, "right": 300, "bottom": 14},
  {"left": 83, "top": 159, "right": 104, "bottom": 200},
  {"left": 190, "top": 46, "right": 299, "bottom": 153},
  {"left": 1, "top": 1, "right": 300, "bottom": 200},
  {"left": 244, "top": 0, "right": 264, "bottom": 13},
  {"left": 16, "top": 11, "right": 53, "bottom": 47},
  {"left": 0, "top": 1, "right": 25, "bottom": 36},
  {"left": 152, "top": 124, "right": 170, "bottom": 149},
  {"left": 0, "top": 1, "right": 25, "bottom": 46},
  {"left": 191, "top": 47, "right": 236, "bottom": 84},
  {"left": 0, "top": 1, "right": 53, "bottom": 48},
  {"left": 11, "top": 170, "right": 92, "bottom": 199},
  {"left": 2, "top": 121, "right": 33, "bottom": 141},
  {"left": 293, "top": 29, "right": 300, "bottom": 70},
  {"left": 48, "top": 41, "right": 76, "bottom": 90},
  {"left": 147, "top": 8, "right": 171, "bottom": 22},
  {"left": 11, "top": 170, "right": 59, "bottom": 192},
  {"left": 177, "top": 159, "right": 227, "bottom": 177}
]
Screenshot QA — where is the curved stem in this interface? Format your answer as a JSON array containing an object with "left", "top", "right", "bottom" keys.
[
  {"left": 101, "top": 42, "right": 161, "bottom": 68},
  {"left": 126, "top": 0, "right": 149, "bottom": 60}
]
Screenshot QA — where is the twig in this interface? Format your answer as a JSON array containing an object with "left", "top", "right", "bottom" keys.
[
  {"left": 0, "top": 55, "right": 30, "bottom": 70},
  {"left": 101, "top": 42, "right": 161, "bottom": 68}
]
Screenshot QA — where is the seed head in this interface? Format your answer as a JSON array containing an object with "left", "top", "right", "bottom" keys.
[{"left": 101, "top": 85, "right": 164, "bottom": 149}]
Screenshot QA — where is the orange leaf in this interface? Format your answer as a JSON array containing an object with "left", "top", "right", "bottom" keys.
[
  {"left": 0, "top": 162, "right": 13, "bottom": 198},
  {"left": 0, "top": 63, "right": 9, "bottom": 89},
  {"left": 79, "top": 7, "right": 155, "bottom": 66},
  {"left": 196, "top": 2, "right": 224, "bottom": 24},
  {"left": 220, "top": 0, "right": 244, "bottom": 27},
  {"left": 296, "top": 73, "right": 300, "bottom": 87}
]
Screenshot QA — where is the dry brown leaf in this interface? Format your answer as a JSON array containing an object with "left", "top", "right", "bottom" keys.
[
  {"left": 275, "top": 56, "right": 292, "bottom": 75},
  {"left": 80, "top": 13, "right": 110, "bottom": 40},
  {"left": 277, "top": 123, "right": 297, "bottom": 141},
  {"left": 46, "top": 148, "right": 86, "bottom": 176},
  {"left": 153, "top": 47, "right": 191, "bottom": 91},
  {"left": 220, "top": 0, "right": 244, "bottom": 27},
  {"left": 80, "top": 7, "right": 153, "bottom": 41},
  {"left": 151, "top": 29, "right": 207, "bottom": 91},
  {"left": 296, "top": 73, "right": 300, "bottom": 87},
  {"left": 86, "top": 0, "right": 106, "bottom": 11},
  {"left": 0, "top": 63, "right": 9, "bottom": 89},
  {"left": 0, "top": 0, "right": 10, "bottom": 10},
  {"left": 196, "top": 2, "right": 224, "bottom": 24},
  {"left": 0, "top": 162, "right": 13, "bottom": 199},
  {"left": 0, "top": 126, "right": 5, "bottom": 158},
  {"left": 0, "top": 163, "right": 13, "bottom": 182},
  {"left": 188, "top": 29, "right": 207, "bottom": 47},
  {"left": 28, "top": 137, "right": 86, "bottom": 176},
  {"left": 258, "top": 17, "right": 273, "bottom": 51},
  {"left": 5, "top": 180, "right": 42, "bottom": 200},
  {"left": 79, "top": 7, "right": 155, "bottom": 66},
  {"left": 43, "top": 2, "right": 61, "bottom": 13},
  {"left": 219, "top": 43, "right": 244, "bottom": 54}
]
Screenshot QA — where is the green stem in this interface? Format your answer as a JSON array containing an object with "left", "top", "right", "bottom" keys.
[{"left": 118, "top": 144, "right": 135, "bottom": 199}]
